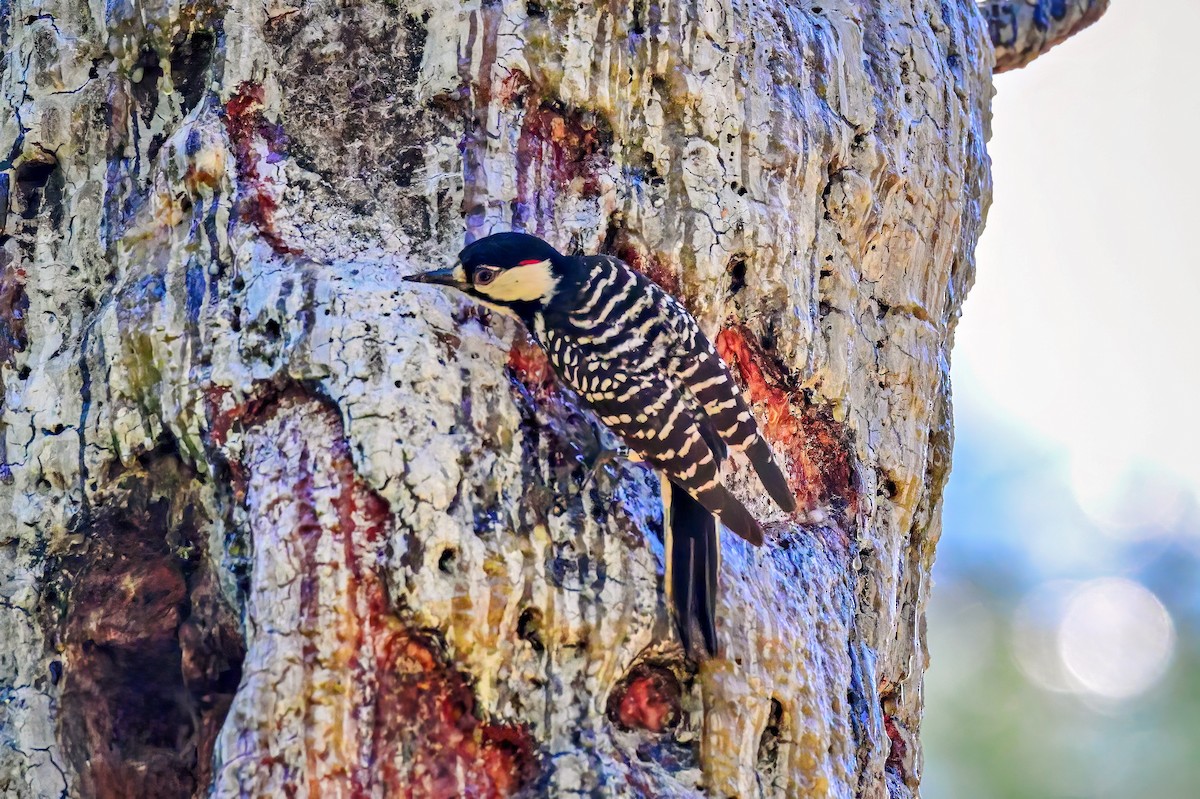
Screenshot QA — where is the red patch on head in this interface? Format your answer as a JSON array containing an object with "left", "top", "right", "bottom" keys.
[{"left": 518, "top": 259, "right": 542, "bottom": 265}]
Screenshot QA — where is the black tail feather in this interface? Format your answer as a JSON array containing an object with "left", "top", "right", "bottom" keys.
[
  {"left": 667, "top": 483, "right": 720, "bottom": 658},
  {"left": 747, "top": 436, "right": 797, "bottom": 513},
  {"left": 710, "top": 486, "right": 764, "bottom": 546},
  {"left": 697, "top": 500, "right": 719, "bottom": 656}
]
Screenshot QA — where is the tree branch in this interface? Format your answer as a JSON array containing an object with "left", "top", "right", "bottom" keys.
[{"left": 980, "top": 0, "right": 1111, "bottom": 73}]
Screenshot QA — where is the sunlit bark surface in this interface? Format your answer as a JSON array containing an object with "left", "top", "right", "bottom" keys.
[{"left": 0, "top": 1, "right": 1094, "bottom": 796}]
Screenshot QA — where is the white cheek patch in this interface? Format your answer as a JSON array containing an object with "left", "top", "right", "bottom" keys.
[
  {"left": 453, "top": 264, "right": 468, "bottom": 283},
  {"left": 480, "top": 260, "right": 557, "bottom": 303}
]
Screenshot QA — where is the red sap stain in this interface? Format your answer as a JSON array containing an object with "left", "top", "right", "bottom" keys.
[
  {"left": 514, "top": 95, "right": 610, "bottom": 233},
  {"left": 608, "top": 665, "right": 682, "bottom": 733},
  {"left": 373, "top": 630, "right": 538, "bottom": 798},
  {"left": 883, "top": 713, "right": 908, "bottom": 780},
  {"left": 222, "top": 82, "right": 301, "bottom": 255},
  {"left": 507, "top": 337, "right": 555, "bottom": 395},
  {"left": 716, "top": 326, "right": 858, "bottom": 517},
  {"left": 0, "top": 260, "right": 29, "bottom": 365},
  {"left": 494, "top": 68, "right": 532, "bottom": 106},
  {"left": 215, "top": 383, "right": 539, "bottom": 796}
]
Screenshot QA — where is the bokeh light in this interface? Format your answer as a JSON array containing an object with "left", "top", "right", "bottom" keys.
[
  {"left": 1011, "top": 581, "right": 1078, "bottom": 694},
  {"left": 1067, "top": 460, "right": 1193, "bottom": 543},
  {"left": 1012, "top": 579, "right": 1177, "bottom": 702},
  {"left": 1057, "top": 578, "right": 1175, "bottom": 701}
]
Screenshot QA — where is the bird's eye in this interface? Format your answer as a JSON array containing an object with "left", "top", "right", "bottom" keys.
[{"left": 475, "top": 267, "right": 499, "bottom": 286}]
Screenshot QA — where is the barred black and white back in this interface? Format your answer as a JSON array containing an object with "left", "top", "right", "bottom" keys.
[
  {"left": 405, "top": 233, "right": 797, "bottom": 657},
  {"left": 533, "top": 255, "right": 796, "bottom": 533}
]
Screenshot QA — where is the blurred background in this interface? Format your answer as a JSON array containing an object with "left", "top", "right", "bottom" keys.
[{"left": 923, "top": 1, "right": 1200, "bottom": 797}]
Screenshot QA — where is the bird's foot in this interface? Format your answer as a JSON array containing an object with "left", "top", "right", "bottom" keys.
[{"left": 582, "top": 446, "right": 640, "bottom": 490}]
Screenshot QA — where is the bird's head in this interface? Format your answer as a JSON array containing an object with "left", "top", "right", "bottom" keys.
[{"left": 405, "top": 232, "right": 565, "bottom": 311}]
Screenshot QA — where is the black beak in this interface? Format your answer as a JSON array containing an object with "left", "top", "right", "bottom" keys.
[{"left": 403, "top": 265, "right": 467, "bottom": 289}]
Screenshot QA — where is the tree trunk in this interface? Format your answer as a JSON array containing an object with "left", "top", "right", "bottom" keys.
[{"left": 0, "top": 1, "right": 1100, "bottom": 797}]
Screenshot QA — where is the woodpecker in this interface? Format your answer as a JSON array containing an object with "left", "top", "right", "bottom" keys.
[{"left": 406, "top": 232, "right": 796, "bottom": 656}]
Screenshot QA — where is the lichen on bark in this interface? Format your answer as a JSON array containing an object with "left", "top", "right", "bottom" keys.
[{"left": 0, "top": 1, "right": 1103, "bottom": 797}]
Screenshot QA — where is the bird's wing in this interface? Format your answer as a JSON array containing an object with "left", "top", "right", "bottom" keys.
[
  {"left": 586, "top": 372, "right": 764, "bottom": 546},
  {"left": 655, "top": 291, "right": 798, "bottom": 514}
]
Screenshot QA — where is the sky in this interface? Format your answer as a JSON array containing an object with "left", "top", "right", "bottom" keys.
[
  {"left": 924, "top": 3, "right": 1200, "bottom": 795},
  {"left": 953, "top": 0, "right": 1200, "bottom": 553}
]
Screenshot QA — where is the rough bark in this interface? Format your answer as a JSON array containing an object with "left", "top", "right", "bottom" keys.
[
  {"left": 0, "top": 1, "right": 1097, "bottom": 797},
  {"left": 979, "top": 0, "right": 1110, "bottom": 72}
]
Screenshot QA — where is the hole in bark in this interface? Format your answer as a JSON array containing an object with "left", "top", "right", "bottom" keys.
[
  {"left": 727, "top": 254, "right": 747, "bottom": 296},
  {"left": 131, "top": 47, "right": 165, "bottom": 125},
  {"left": 526, "top": 1, "right": 545, "bottom": 16},
  {"left": 880, "top": 475, "right": 898, "bottom": 500},
  {"left": 517, "top": 608, "right": 544, "bottom": 653},
  {"left": 169, "top": 30, "right": 215, "bottom": 113},
  {"left": 263, "top": 319, "right": 281, "bottom": 340},
  {"left": 757, "top": 697, "right": 785, "bottom": 773},
  {"left": 630, "top": 0, "right": 646, "bottom": 34},
  {"left": 607, "top": 664, "right": 682, "bottom": 733},
  {"left": 14, "top": 158, "right": 55, "bottom": 192},
  {"left": 438, "top": 547, "right": 458, "bottom": 574},
  {"left": 761, "top": 314, "right": 780, "bottom": 352},
  {"left": 15, "top": 156, "right": 58, "bottom": 222},
  {"left": 48, "top": 454, "right": 244, "bottom": 799}
]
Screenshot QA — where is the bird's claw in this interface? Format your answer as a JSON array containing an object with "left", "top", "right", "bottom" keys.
[{"left": 582, "top": 446, "right": 633, "bottom": 491}]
